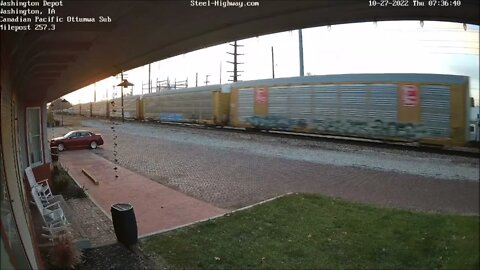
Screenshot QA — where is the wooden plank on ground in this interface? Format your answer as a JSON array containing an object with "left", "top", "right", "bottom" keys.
[{"left": 82, "top": 169, "right": 99, "bottom": 185}]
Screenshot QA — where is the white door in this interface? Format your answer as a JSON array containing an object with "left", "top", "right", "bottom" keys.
[{"left": 26, "top": 107, "right": 43, "bottom": 167}]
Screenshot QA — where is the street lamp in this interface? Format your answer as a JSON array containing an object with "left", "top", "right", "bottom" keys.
[
  {"left": 117, "top": 78, "right": 134, "bottom": 122},
  {"left": 61, "top": 98, "right": 68, "bottom": 126}
]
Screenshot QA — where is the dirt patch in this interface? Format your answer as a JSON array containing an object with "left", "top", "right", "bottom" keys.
[
  {"left": 76, "top": 243, "right": 159, "bottom": 270},
  {"left": 40, "top": 242, "right": 160, "bottom": 270}
]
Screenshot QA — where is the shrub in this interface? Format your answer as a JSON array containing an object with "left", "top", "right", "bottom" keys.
[
  {"left": 52, "top": 164, "right": 60, "bottom": 177},
  {"left": 52, "top": 172, "right": 70, "bottom": 193},
  {"left": 73, "top": 184, "right": 88, "bottom": 199},
  {"left": 51, "top": 165, "right": 89, "bottom": 199},
  {"left": 49, "top": 233, "right": 82, "bottom": 269}
]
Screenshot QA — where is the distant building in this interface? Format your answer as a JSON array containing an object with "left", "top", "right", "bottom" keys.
[
  {"left": 469, "top": 106, "right": 480, "bottom": 143},
  {"left": 471, "top": 106, "right": 480, "bottom": 122}
]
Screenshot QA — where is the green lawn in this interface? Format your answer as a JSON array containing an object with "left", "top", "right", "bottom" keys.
[{"left": 141, "top": 194, "right": 479, "bottom": 270}]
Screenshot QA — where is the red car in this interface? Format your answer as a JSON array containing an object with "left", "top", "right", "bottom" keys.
[{"left": 50, "top": 130, "right": 104, "bottom": 151}]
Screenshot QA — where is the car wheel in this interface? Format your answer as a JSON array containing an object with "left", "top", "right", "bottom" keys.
[
  {"left": 90, "top": 141, "right": 98, "bottom": 149},
  {"left": 57, "top": 143, "right": 65, "bottom": 152}
]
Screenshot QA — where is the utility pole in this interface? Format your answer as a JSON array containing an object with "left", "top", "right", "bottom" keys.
[
  {"left": 148, "top": 63, "right": 151, "bottom": 94},
  {"left": 298, "top": 29, "right": 304, "bottom": 77},
  {"left": 94, "top": 82, "right": 96, "bottom": 102},
  {"left": 195, "top": 72, "right": 198, "bottom": 87},
  {"left": 219, "top": 61, "right": 222, "bottom": 84},
  {"left": 271, "top": 46, "right": 275, "bottom": 79},
  {"left": 121, "top": 71, "right": 124, "bottom": 122},
  {"left": 227, "top": 40, "right": 244, "bottom": 82},
  {"left": 205, "top": 75, "right": 210, "bottom": 86}
]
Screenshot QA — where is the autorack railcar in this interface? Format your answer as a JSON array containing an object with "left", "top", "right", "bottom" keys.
[
  {"left": 229, "top": 74, "right": 470, "bottom": 146},
  {"left": 72, "top": 73, "right": 470, "bottom": 146},
  {"left": 142, "top": 85, "right": 230, "bottom": 126},
  {"left": 109, "top": 95, "right": 141, "bottom": 120},
  {"left": 91, "top": 100, "right": 109, "bottom": 118}
]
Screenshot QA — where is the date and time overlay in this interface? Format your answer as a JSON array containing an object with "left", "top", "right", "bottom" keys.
[{"left": 0, "top": 0, "right": 463, "bottom": 32}]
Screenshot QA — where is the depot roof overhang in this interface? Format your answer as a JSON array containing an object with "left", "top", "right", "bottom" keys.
[{"left": 1, "top": 0, "right": 478, "bottom": 102}]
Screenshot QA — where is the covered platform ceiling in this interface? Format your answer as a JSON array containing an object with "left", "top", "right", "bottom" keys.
[{"left": 1, "top": 0, "right": 479, "bottom": 102}]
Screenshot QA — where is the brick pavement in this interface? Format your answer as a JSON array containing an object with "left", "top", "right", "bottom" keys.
[
  {"left": 59, "top": 150, "right": 227, "bottom": 237},
  {"left": 82, "top": 121, "right": 479, "bottom": 215},
  {"left": 51, "top": 119, "right": 479, "bottom": 215}
]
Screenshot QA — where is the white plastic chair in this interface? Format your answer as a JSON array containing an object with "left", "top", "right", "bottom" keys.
[
  {"left": 25, "top": 166, "right": 53, "bottom": 204},
  {"left": 31, "top": 189, "right": 69, "bottom": 238}
]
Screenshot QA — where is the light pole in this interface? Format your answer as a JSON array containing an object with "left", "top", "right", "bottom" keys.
[
  {"left": 117, "top": 77, "right": 134, "bottom": 122},
  {"left": 61, "top": 98, "right": 68, "bottom": 126},
  {"left": 271, "top": 46, "right": 275, "bottom": 79},
  {"left": 298, "top": 29, "right": 304, "bottom": 77}
]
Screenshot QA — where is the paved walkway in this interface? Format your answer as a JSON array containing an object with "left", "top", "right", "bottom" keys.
[{"left": 59, "top": 150, "right": 227, "bottom": 237}]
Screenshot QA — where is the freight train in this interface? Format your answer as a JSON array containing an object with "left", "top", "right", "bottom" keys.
[{"left": 68, "top": 73, "right": 474, "bottom": 146}]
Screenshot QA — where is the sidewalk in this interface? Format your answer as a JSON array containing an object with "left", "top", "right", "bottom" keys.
[{"left": 59, "top": 150, "right": 227, "bottom": 237}]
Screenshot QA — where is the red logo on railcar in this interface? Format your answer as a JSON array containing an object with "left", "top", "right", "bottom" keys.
[
  {"left": 255, "top": 87, "right": 268, "bottom": 104},
  {"left": 401, "top": 85, "right": 419, "bottom": 107}
]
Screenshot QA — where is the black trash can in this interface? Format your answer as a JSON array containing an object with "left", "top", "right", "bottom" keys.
[
  {"left": 50, "top": 147, "right": 59, "bottom": 162},
  {"left": 111, "top": 203, "right": 138, "bottom": 246}
]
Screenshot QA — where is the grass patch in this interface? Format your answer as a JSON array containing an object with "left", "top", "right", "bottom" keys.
[{"left": 142, "top": 193, "right": 479, "bottom": 270}]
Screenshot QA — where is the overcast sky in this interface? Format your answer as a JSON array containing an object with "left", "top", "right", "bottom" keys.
[{"left": 64, "top": 20, "right": 479, "bottom": 105}]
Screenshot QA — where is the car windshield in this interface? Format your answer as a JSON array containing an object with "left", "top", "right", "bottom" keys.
[{"left": 63, "top": 131, "right": 76, "bottom": 138}]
